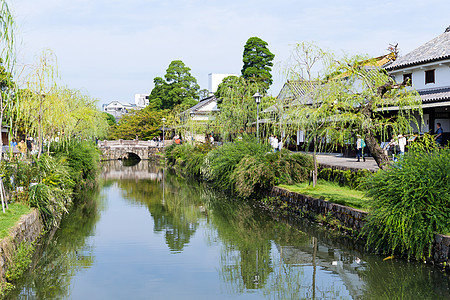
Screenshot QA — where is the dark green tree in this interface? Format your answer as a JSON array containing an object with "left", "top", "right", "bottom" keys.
[
  {"left": 148, "top": 60, "right": 200, "bottom": 110},
  {"left": 241, "top": 37, "right": 275, "bottom": 93}
]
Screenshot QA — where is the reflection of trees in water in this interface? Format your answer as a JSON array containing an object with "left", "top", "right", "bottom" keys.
[
  {"left": 117, "top": 170, "right": 205, "bottom": 253},
  {"left": 13, "top": 188, "right": 102, "bottom": 299},
  {"left": 206, "top": 196, "right": 312, "bottom": 294},
  {"left": 361, "top": 258, "right": 450, "bottom": 299}
]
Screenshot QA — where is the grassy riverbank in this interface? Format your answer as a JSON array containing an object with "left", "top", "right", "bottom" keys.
[
  {"left": 0, "top": 140, "right": 101, "bottom": 297},
  {"left": 0, "top": 203, "right": 32, "bottom": 239},
  {"left": 278, "top": 180, "right": 367, "bottom": 210}
]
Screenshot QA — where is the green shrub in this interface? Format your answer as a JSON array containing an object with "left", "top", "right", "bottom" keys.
[
  {"left": 5, "top": 241, "right": 35, "bottom": 282},
  {"left": 318, "top": 167, "right": 372, "bottom": 189},
  {"left": 362, "top": 138, "right": 450, "bottom": 260},
  {"left": 201, "top": 137, "right": 270, "bottom": 190},
  {"left": 52, "top": 140, "right": 100, "bottom": 187},
  {"left": 165, "top": 143, "right": 212, "bottom": 177},
  {"left": 29, "top": 154, "right": 73, "bottom": 227},
  {"left": 231, "top": 150, "right": 313, "bottom": 198}
]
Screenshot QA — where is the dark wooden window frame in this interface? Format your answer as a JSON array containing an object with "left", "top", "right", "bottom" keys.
[{"left": 425, "top": 69, "right": 435, "bottom": 84}]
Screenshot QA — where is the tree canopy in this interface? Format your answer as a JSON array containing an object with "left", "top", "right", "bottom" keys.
[
  {"left": 148, "top": 60, "right": 200, "bottom": 111},
  {"left": 241, "top": 37, "right": 275, "bottom": 93},
  {"left": 108, "top": 104, "right": 168, "bottom": 140},
  {"left": 284, "top": 42, "right": 422, "bottom": 171}
]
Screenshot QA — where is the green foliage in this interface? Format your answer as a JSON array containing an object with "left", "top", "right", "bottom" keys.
[
  {"left": 362, "top": 137, "right": 450, "bottom": 260},
  {"left": 318, "top": 167, "right": 372, "bottom": 190},
  {"left": 28, "top": 154, "right": 74, "bottom": 227},
  {"left": 5, "top": 241, "right": 35, "bottom": 282},
  {"left": 108, "top": 104, "right": 168, "bottom": 140},
  {"left": 202, "top": 137, "right": 270, "bottom": 191},
  {"left": 241, "top": 37, "right": 275, "bottom": 93},
  {"left": 102, "top": 112, "right": 116, "bottom": 126},
  {"left": 214, "top": 76, "right": 271, "bottom": 141},
  {"left": 52, "top": 140, "right": 100, "bottom": 188},
  {"left": 0, "top": 203, "right": 32, "bottom": 239},
  {"left": 280, "top": 180, "right": 367, "bottom": 209},
  {"left": 165, "top": 142, "right": 212, "bottom": 177},
  {"left": 231, "top": 149, "right": 313, "bottom": 198},
  {"left": 284, "top": 43, "right": 422, "bottom": 170},
  {"left": 148, "top": 60, "right": 200, "bottom": 110}
]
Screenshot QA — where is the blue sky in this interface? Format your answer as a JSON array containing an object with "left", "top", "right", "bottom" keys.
[{"left": 11, "top": 0, "right": 450, "bottom": 107}]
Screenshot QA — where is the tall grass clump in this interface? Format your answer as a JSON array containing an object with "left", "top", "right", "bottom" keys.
[
  {"left": 29, "top": 154, "right": 74, "bottom": 227},
  {"left": 231, "top": 149, "right": 313, "bottom": 197},
  {"left": 362, "top": 137, "right": 450, "bottom": 260},
  {"left": 201, "top": 137, "right": 270, "bottom": 190},
  {"left": 166, "top": 142, "right": 212, "bottom": 177},
  {"left": 52, "top": 140, "right": 100, "bottom": 188}
]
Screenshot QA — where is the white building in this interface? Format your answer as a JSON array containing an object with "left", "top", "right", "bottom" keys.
[
  {"left": 208, "top": 73, "right": 238, "bottom": 93},
  {"left": 385, "top": 25, "right": 450, "bottom": 143},
  {"left": 102, "top": 101, "right": 137, "bottom": 120},
  {"left": 135, "top": 94, "right": 149, "bottom": 108}
]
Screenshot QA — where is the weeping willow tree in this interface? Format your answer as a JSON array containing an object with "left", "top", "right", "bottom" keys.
[
  {"left": 284, "top": 42, "right": 422, "bottom": 186},
  {"left": 0, "top": 0, "right": 16, "bottom": 161},
  {"left": 17, "top": 51, "right": 108, "bottom": 153},
  {"left": 17, "top": 84, "right": 108, "bottom": 152},
  {"left": 213, "top": 76, "right": 275, "bottom": 141}
]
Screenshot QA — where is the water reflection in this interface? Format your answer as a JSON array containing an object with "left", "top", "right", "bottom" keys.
[
  {"left": 10, "top": 161, "right": 450, "bottom": 299},
  {"left": 12, "top": 189, "right": 102, "bottom": 299}
]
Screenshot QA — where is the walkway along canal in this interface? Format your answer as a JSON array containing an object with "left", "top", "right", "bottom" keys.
[{"left": 9, "top": 160, "right": 450, "bottom": 299}]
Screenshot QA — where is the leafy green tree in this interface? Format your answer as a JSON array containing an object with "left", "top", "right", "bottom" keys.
[
  {"left": 285, "top": 42, "right": 421, "bottom": 179},
  {"left": 102, "top": 112, "right": 116, "bottom": 126},
  {"left": 148, "top": 60, "right": 200, "bottom": 110},
  {"left": 241, "top": 37, "right": 275, "bottom": 93},
  {"left": 0, "top": 0, "right": 15, "bottom": 160},
  {"left": 214, "top": 76, "right": 274, "bottom": 141},
  {"left": 108, "top": 104, "right": 168, "bottom": 140}
]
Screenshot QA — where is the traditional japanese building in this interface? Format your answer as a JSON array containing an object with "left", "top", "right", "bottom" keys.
[{"left": 385, "top": 26, "right": 450, "bottom": 143}]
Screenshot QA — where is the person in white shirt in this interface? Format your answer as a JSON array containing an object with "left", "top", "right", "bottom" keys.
[{"left": 271, "top": 136, "right": 279, "bottom": 152}]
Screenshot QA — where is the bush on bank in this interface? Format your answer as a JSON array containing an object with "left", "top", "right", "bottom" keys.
[
  {"left": 1, "top": 140, "right": 101, "bottom": 228},
  {"left": 166, "top": 137, "right": 313, "bottom": 198},
  {"left": 362, "top": 138, "right": 450, "bottom": 261}
]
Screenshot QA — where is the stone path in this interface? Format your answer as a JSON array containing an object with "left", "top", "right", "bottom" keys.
[{"left": 314, "top": 153, "right": 379, "bottom": 172}]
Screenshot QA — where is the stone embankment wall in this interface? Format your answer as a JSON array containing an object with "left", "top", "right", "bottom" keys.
[
  {"left": 269, "top": 186, "right": 450, "bottom": 271},
  {"left": 0, "top": 209, "right": 44, "bottom": 284}
]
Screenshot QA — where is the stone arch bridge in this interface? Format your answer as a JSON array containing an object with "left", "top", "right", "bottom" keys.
[{"left": 98, "top": 140, "right": 171, "bottom": 160}]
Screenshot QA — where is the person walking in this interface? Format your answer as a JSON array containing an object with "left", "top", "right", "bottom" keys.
[
  {"left": 356, "top": 135, "right": 365, "bottom": 162},
  {"left": 435, "top": 123, "right": 443, "bottom": 146},
  {"left": 271, "top": 136, "right": 279, "bottom": 152},
  {"left": 398, "top": 134, "right": 407, "bottom": 155},
  {"left": 17, "top": 139, "right": 27, "bottom": 158}
]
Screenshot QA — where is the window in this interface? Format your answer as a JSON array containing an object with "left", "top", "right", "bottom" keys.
[
  {"left": 403, "top": 73, "right": 412, "bottom": 85},
  {"left": 425, "top": 69, "right": 435, "bottom": 84}
]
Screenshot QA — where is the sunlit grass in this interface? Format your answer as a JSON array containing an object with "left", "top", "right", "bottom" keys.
[
  {"left": 0, "top": 203, "right": 32, "bottom": 239},
  {"left": 278, "top": 179, "right": 368, "bottom": 210}
]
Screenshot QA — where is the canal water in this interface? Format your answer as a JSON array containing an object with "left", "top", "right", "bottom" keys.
[{"left": 10, "top": 160, "right": 450, "bottom": 299}]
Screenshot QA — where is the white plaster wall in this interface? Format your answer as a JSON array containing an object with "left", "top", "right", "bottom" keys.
[{"left": 391, "top": 60, "right": 450, "bottom": 90}]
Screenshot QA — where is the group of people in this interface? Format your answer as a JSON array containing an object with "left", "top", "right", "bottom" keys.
[
  {"left": 268, "top": 135, "right": 282, "bottom": 152},
  {"left": 10, "top": 137, "right": 36, "bottom": 158},
  {"left": 356, "top": 123, "right": 445, "bottom": 162}
]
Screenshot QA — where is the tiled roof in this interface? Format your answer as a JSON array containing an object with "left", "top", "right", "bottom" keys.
[
  {"left": 386, "top": 28, "right": 450, "bottom": 70},
  {"left": 182, "top": 95, "right": 218, "bottom": 115},
  {"left": 418, "top": 86, "right": 450, "bottom": 102}
]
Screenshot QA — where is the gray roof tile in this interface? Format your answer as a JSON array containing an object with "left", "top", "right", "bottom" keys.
[
  {"left": 418, "top": 86, "right": 450, "bottom": 102},
  {"left": 386, "top": 28, "right": 450, "bottom": 70}
]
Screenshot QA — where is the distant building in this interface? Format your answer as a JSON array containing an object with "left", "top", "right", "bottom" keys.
[
  {"left": 135, "top": 94, "right": 149, "bottom": 108},
  {"left": 102, "top": 101, "right": 137, "bottom": 121},
  {"left": 208, "top": 73, "right": 238, "bottom": 93},
  {"left": 385, "top": 25, "right": 450, "bottom": 143}
]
